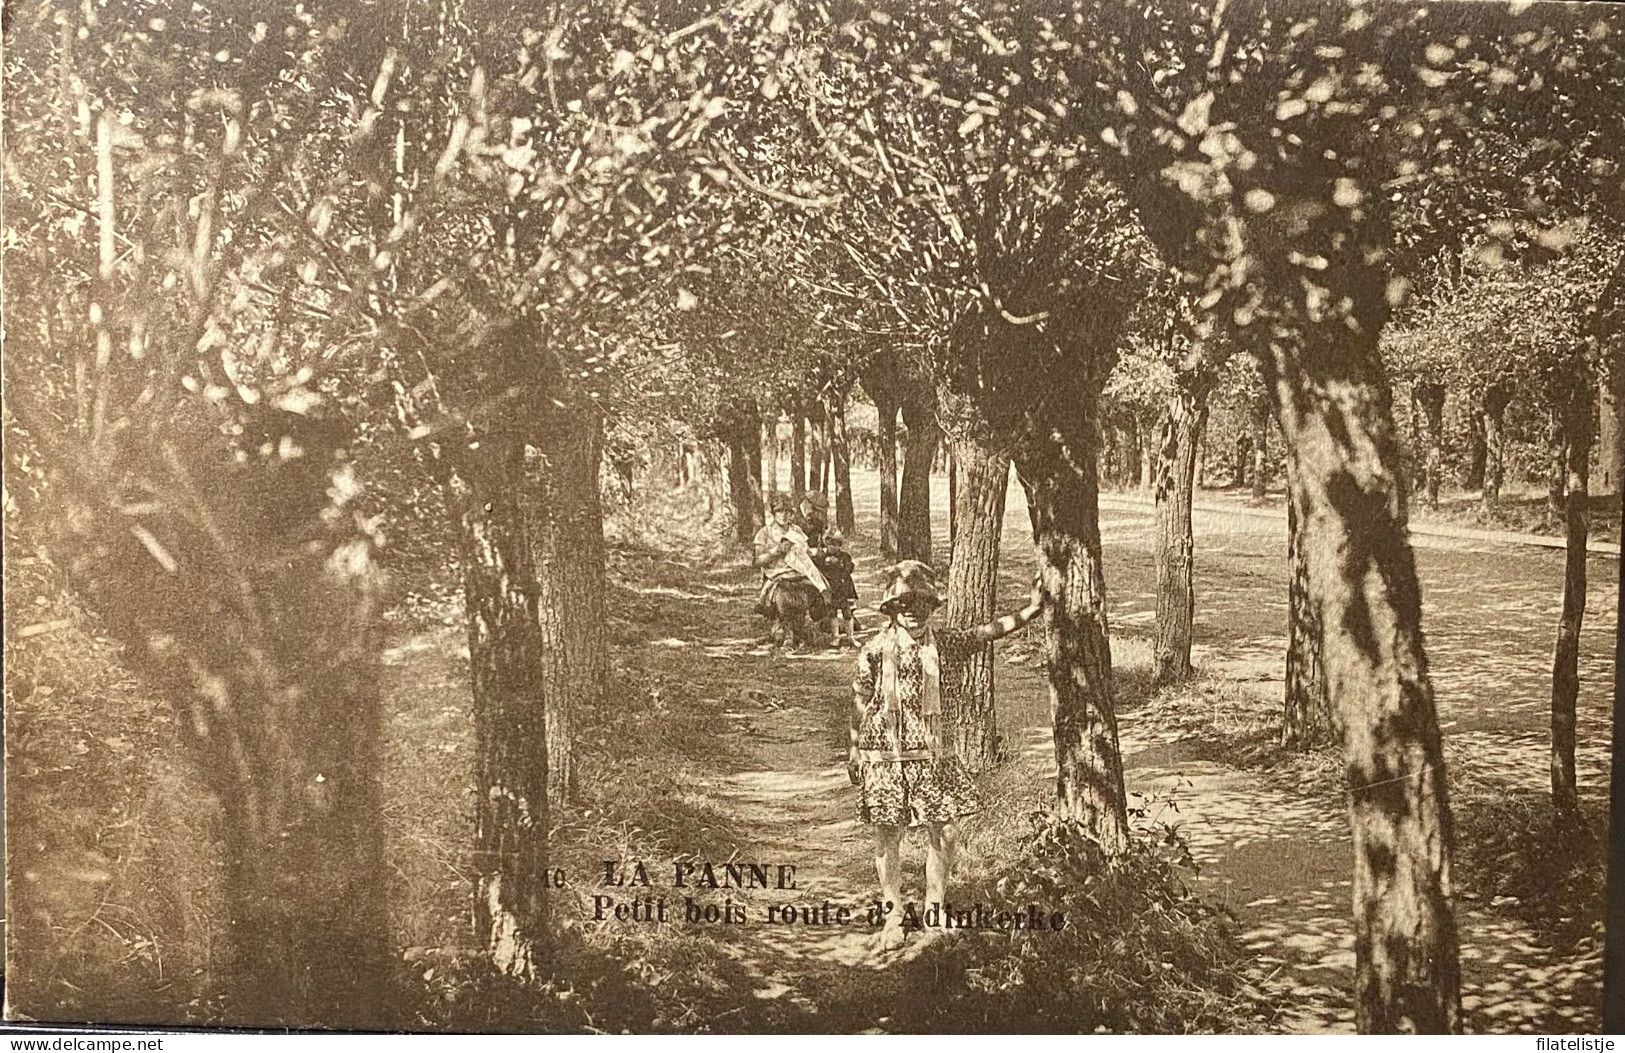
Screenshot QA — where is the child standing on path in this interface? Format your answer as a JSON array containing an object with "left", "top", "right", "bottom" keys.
[
  {"left": 848, "top": 560, "right": 1041, "bottom": 951},
  {"left": 818, "top": 530, "right": 860, "bottom": 647}
]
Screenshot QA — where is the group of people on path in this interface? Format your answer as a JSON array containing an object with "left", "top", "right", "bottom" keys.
[
  {"left": 751, "top": 490, "right": 860, "bottom": 646},
  {"left": 749, "top": 491, "right": 1043, "bottom": 953}
]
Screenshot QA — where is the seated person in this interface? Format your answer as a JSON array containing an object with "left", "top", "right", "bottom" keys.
[{"left": 753, "top": 492, "right": 828, "bottom": 616}]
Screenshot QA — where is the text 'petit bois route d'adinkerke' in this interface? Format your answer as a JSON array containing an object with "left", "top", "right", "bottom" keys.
[{"left": 594, "top": 859, "right": 1067, "bottom": 932}]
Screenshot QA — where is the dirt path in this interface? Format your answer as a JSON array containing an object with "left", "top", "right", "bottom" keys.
[
  {"left": 646, "top": 540, "right": 1342, "bottom": 1032},
  {"left": 648, "top": 550, "right": 946, "bottom": 1032}
]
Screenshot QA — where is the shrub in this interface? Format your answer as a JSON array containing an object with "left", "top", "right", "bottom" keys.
[
  {"left": 890, "top": 814, "right": 1268, "bottom": 1033},
  {"left": 1452, "top": 789, "right": 1606, "bottom": 948}
]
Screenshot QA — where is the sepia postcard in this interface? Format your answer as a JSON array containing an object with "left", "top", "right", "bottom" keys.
[{"left": 3, "top": 0, "right": 1621, "bottom": 1035}]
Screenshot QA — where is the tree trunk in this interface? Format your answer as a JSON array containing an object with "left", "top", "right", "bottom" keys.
[
  {"left": 1232, "top": 432, "right": 1250, "bottom": 488},
  {"left": 790, "top": 413, "right": 806, "bottom": 503},
  {"left": 875, "top": 393, "right": 901, "bottom": 558},
  {"left": 1258, "top": 323, "right": 1459, "bottom": 1034},
  {"left": 528, "top": 406, "right": 609, "bottom": 811},
  {"left": 947, "top": 451, "right": 959, "bottom": 554},
  {"left": 1550, "top": 378, "right": 1593, "bottom": 815},
  {"left": 1540, "top": 407, "right": 1566, "bottom": 529},
  {"left": 1282, "top": 459, "right": 1333, "bottom": 751},
  {"left": 1123, "top": 421, "right": 1143, "bottom": 489},
  {"left": 448, "top": 440, "right": 551, "bottom": 983},
  {"left": 1250, "top": 392, "right": 1270, "bottom": 501},
  {"left": 53, "top": 405, "right": 396, "bottom": 1028},
  {"left": 898, "top": 395, "right": 940, "bottom": 564},
  {"left": 826, "top": 420, "right": 836, "bottom": 496},
  {"left": 225, "top": 546, "right": 386, "bottom": 1024},
  {"left": 1599, "top": 381, "right": 1621, "bottom": 495},
  {"left": 1015, "top": 428, "right": 1128, "bottom": 852},
  {"left": 1152, "top": 383, "right": 1209, "bottom": 686},
  {"left": 1416, "top": 381, "right": 1446, "bottom": 510},
  {"left": 211, "top": 604, "right": 392, "bottom": 1027},
  {"left": 941, "top": 437, "right": 1010, "bottom": 772},
  {"left": 808, "top": 415, "right": 824, "bottom": 495},
  {"left": 765, "top": 418, "right": 780, "bottom": 497},
  {"left": 823, "top": 423, "right": 834, "bottom": 496},
  {"left": 690, "top": 444, "right": 706, "bottom": 494},
  {"left": 1406, "top": 391, "right": 1424, "bottom": 495},
  {"left": 1465, "top": 412, "right": 1487, "bottom": 490},
  {"left": 1140, "top": 426, "right": 1155, "bottom": 491},
  {"left": 753, "top": 418, "right": 765, "bottom": 502},
  {"left": 830, "top": 392, "right": 856, "bottom": 535},
  {"left": 1546, "top": 408, "right": 1569, "bottom": 529},
  {"left": 728, "top": 414, "right": 764, "bottom": 545},
  {"left": 1482, "top": 385, "right": 1511, "bottom": 508},
  {"left": 702, "top": 442, "right": 721, "bottom": 520},
  {"left": 217, "top": 740, "right": 392, "bottom": 1028}
]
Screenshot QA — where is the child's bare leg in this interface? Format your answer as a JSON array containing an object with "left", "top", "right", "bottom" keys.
[
  {"left": 873, "top": 823, "right": 906, "bottom": 949},
  {"left": 925, "top": 820, "right": 958, "bottom": 912}
]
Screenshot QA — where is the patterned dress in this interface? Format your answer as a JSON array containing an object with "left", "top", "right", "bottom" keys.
[{"left": 850, "top": 625, "right": 983, "bottom": 826}]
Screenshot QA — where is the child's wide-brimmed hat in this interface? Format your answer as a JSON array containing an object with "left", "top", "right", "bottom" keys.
[
  {"left": 802, "top": 491, "right": 829, "bottom": 510},
  {"left": 879, "top": 560, "right": 941, "bottom": 614},
  {"left": 769, "top": 491, "right": 794, "bottom": 512},
  {"left": 826, "top": 530, "right": 845, "bottom": 546}
]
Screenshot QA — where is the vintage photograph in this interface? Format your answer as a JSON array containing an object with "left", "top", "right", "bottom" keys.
[{"left": 3, "top": 0, "right": 1621, "bottom": 1035}]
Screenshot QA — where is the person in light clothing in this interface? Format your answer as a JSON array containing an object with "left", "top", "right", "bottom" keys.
[
  {"left": 848, "top": 560, "right": 1040, "bottom": 951},
  {"left": 753, "top": 491, "right": 829, "bottom": 618}
]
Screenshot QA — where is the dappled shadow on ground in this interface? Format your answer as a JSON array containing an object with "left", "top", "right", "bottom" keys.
[
  {"left": 630, "top": 540, "right": 948, "bottom": 1030},
  {"left": 1000, "top": 475, "right": 1608, "bottom": 1032},
  {"left": 372, "top": 469, "right": 1611, "bottom": 1033},
  {"left": 1097, "top": 673, "right": 1607, "bottom": 1033}
]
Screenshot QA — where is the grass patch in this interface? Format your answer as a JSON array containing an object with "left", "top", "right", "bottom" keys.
[
  {"left": 888, "top": 673, "right": 1274, "bottom": 1035},
  {"left": 1451, "top": 788, "right": 1607, "bottom": 951},
  {"left": 560, "top": 671, "right": 749, "bottom": 872},
  {"left": 1419, "top": 491, "right": 1621, "bottom": 545},
  {"left": 5, "top": 555, "right": 226, "bottom": 1025},
  {"left": 1122, "top": 664, "right": 1342, "bottom": 794},
  {"left": 890, "top": 812, "right": 1271, "bottom": 1033}
]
